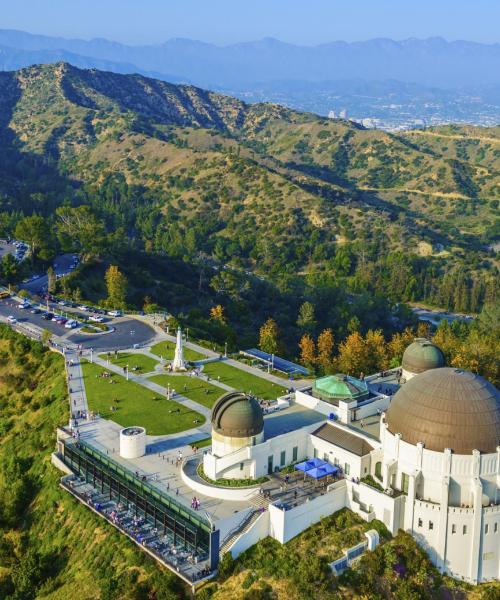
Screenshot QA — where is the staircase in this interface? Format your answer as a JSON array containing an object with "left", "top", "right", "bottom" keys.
[{"left": 219, "top": 509, "right": 263, "bottom": 556}]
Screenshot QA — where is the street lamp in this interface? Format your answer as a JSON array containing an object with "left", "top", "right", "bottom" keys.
[
  {"left": 126, "top": 365, "right": 129, "bottom": 381},
  {"left": 90, "top": 348, "right": 93, "bottom": 363},
  {"left": 224, "top": 341, "right": 228, "bottom": 358},
  {"left": 167, "top": 383, "right": 171, "bottom": 400}
]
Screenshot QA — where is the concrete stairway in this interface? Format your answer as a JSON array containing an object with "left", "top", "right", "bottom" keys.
[{"left": 219, "top": 509, "right": 262, "bottom": 556}]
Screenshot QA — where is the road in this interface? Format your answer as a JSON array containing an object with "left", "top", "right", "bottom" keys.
[
  {"left": 20, "top": 253, "right": 76, "bottom": 293},
  {"left": 0, "top": 299, "right": 157, "bottom": 351}
]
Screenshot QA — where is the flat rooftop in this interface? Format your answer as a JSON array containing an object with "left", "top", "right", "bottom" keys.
[
  {"left": 76, "top": 418, "right": 252, "bottom": 523},
  {"left": 263, "top": 404, "right": 325, "bottom": 440}
]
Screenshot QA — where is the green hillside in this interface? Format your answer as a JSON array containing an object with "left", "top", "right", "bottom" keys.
[
  {"left": 0, "top": 63, "right": 498, "bottom": 347},
  {"left": 0, "top": 326, "right": 187, "bottom": 599}
]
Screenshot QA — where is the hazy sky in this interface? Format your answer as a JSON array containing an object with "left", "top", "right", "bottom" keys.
[{"left": 1, "top": 0, "right": 499, "bottom": 45}]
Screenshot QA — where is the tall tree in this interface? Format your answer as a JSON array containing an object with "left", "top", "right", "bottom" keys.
[
  {"left": 14, "top": 215, "right": 52, "bottom": 262},
  {"left": 259, "top": 318, "right": 279, "bottom": 355},
  {"left": 299, "top": 334, "right": 316, "bottom": 367},
  {"left": 105, "top": 265, "right": 128, "bottom": 309},
  {"left": 317, "top": 328, "right": 335, "bottom": 373},
  {"left": 56, "top": 206, "right": 106, "bottom": 260},
  {"left": 47, "top": 267, "right": 56, "bottom": 294},
  {"left": 297, "top": 301, "right": 317, "bottom": 334},
  {"left": 337, "top": 332, "right": 369, "bottom": 377}
]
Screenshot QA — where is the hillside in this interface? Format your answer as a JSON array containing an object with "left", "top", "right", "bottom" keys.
[
  {"left": 0, "top": 326, "right": 187, "bottom": 599},
  {"left": 1, "top": 62, "right": 498, "bottom": 251},
  {"left": 0, "top": 62, "right": 498, "bottom": 332}
]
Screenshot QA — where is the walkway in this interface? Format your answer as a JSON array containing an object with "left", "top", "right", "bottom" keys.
[{"left": 66, "top": 349, "right": 89, "bottom": 420}]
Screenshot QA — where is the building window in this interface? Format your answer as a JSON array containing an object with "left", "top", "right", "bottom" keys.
[
  {"left": 463, "top": 525, "right": 467, "bottom": 535},
  {"left": 451, "top": 524, "right": 456, "bottom": 534},
  {"left": 429, "top": 521, "right": 434, "bottom": 530},
  {"left": 240, "top": 462, "right": 244, "bottom": 471},
  {"left": 313, "top": 448, "right": 318, "bottom": 458},
  {"left": 344, "top": 463, "right": 350, "bottom": 476},
  {"left": 252, "top": 437, "right": 256, "bottom": 446},
  {"left": 292, "top": 446, "right": 298, "bottom": 462},
  {"left": 364, "top": 467, "right": 367, "bottom": 474},
  {"left": 280, "top": 450, "right": 286, "bottom": 467},
  {"left": 401, "top": 473, "right": 409, "bottom": 494},
  {"left": 485, "top": 524, "right": 489, "bottom": 534},
  {"left": 495, "top": 523, "right": 498, "bottom": 533},
  {"left": 418, "top": 519, "right": 422, "bottom": 527},
  {"left": 375, "top": 462, "right": 382, "bottom": 480}
]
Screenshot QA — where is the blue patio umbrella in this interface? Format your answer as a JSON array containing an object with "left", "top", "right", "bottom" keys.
[
  {"left": 305, "top": 463, "right": 338, "bottom": 479},
  {"left": 294, "top": 457, "right": 327, "bottom": 472}
]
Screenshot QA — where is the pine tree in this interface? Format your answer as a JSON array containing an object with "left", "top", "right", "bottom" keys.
[{"left": 296, "top": 301, "right": 316, "bottom": 333}]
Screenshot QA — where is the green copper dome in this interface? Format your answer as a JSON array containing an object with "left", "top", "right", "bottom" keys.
[
  {"left": 402, "top": 338, "right": 445, "bottom": 375},
  {"left": 211, "top": 392, "right": 264, "bottom": 438},
  {"left": 313, "top": 374, "right": 369, "bottom": 402}
]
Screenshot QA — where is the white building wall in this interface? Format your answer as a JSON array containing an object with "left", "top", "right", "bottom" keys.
[
  {"left": 229, "top": 511, "right": 270, "bottom": 558},
  {"left": 269, "top": 481, "right": 348, "bottom": 544}
]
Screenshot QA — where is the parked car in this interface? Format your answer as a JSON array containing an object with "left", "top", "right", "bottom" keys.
[
  {"left": 7, "top": 315, "right": 16, "bottom": 323},
  {"left": 18, "top": 302, "right": 30, "bottom": 309},
  {"left": 30, "top": 308, "right": 41, "bottom": 314},
  {"left": 108, "top": 310, "right": 123, "bottom": 317},
  {"left": 56, "top": 318, "right": 67, "bottom": 325},
  {"left": 42, "top": 312, "right": 54, "bottom": 320},
  {"left": 65, "top": 320, "right": 78, "bottom": 329},
  {"left": 89, "top": 314, "right": 104, "bottom": 323},
  {"left": 78, "top": 305, "right": 89, "bottom": 311}
]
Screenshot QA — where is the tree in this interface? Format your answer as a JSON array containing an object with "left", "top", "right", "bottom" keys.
[
  {"left": 210, "top": 304, "right": 226, "bottom": 324},
  {"left": 0, "top": 253, "right": 20, "bottom": 284},
  {"left": 317, "top": 328, "right": 335, "bottom": 372},
  {"left": 105, "top": 265, "right": 127, "bottom": 309},
  {"left": 56, "top": 205, "right": 106, "bottom": 260},
  {"left": 41, "top": 328, "right": 52, "bottom": 347},
  {"left": 337, "top": 332, "right": 369, "bottom": 377},
  {"left": 47, "top": 267, "right": 56, "bottom": 294},
  {"left": 387, "top": 327, "right": 415, "bottom": 367},
  {"left": 297, "top": 301, "right": 316, "bottom": 333},
  {"left": 14, "top": 215, "right": 52, "bottom": 262},
  {"left": 299, "top": 334, "right": 316, "bottom": 367},
  {"left": 259, "top": 318, "right": 279, "bottom": 355},
  {"left": 364, "top": 329, "right": 389, "bottom": 373}
]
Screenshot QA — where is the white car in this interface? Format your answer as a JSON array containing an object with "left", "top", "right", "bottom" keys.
[
  {"left": 65, "top": 320, "right": 78, "bottom": 329},
  {"left": 108, "top": 310, "right": 123, "bottom": 317},
  {"left": 18, "top": 302, "right": 30, "bottom": 309},
  {"left": 89, "top": 315, "right": 104, "bottom": 323},
  {"left": 78, "top": 305, "right": 89, "bottom": 311},
  {"left": 7, "top": 315, "right": 16, "bottom": 323}
]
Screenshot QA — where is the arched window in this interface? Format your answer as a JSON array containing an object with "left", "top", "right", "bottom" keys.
[{"left": 375, "top": 461, "right": 382, "bottom": 480}]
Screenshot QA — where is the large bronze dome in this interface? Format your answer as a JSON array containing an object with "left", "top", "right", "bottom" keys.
[
  {"left": 386, "top": 367, "right": 500, "bottom": 454},
  {"left": 211, "top": 392, "right": 264, "bottom": 438},
  {"left": 402, "top": 338, "right": 445, "bottom": 375}
]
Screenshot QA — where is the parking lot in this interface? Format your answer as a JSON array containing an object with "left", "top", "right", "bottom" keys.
[{"left": 0, "top": 298, "right": 156, "bottom": 351}]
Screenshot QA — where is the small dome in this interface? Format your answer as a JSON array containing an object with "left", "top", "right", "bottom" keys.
[
  {"left": 386, "top": 367, "right": 500, "bottom": 454},
  {"left": 211, "top": 392, "right": 264, "bottom": 438},
  {"left": 402, "top": 338, "right": 445, "bottom": 375}
]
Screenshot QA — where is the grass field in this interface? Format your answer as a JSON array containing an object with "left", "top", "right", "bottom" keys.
[
  {"left": 99, "top": 351, "right": 159, "bottom": 373},
  {"left": 150, "top": 340, "right": 208, "bottom": 362},
  {"left": 82, "top": 361, "right": 205, "bottom": 435},
  {"left": 149, "top": 374, "right": 223, "bottom": 409},
  {"left": 201, "top": 361, "right": 287, "bottom": 400}
]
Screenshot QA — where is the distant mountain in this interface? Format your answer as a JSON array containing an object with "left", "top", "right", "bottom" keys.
[{"left": 1, "top": 30, "right": 500, "bottom": 88}]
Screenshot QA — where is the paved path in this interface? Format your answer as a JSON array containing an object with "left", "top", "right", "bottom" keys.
[{"left": 66, "top": 349, "right": 89, "bottom": 420}]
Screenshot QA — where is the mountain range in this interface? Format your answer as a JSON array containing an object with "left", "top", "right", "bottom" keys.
[{"left": 1, "top": 30, "right": 500, "bottom": 88}]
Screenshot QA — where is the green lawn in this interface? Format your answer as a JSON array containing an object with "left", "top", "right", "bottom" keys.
[
  {"left": 149, "top": 374, "right": 223, "bottom": 409},
  {"left": 82, "top": 361, "right": 205, "bottom": 435},
  {"left": 99, "top": 351, "right": 159, "bottom": 373},
  {"left": 150, "top": 340, "right": 208, "bottom": 362},
  {"left": 201, "top": 362, "right": 287, "bottom": 400}
]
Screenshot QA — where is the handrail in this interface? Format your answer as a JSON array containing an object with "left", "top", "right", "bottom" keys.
[{"left": 220, "top": 508, "right": 260, "bottom": 549}]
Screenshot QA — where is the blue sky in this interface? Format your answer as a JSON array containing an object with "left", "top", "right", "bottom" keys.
[{"left": 2, "top": 0, "right": 499, "bottom": 45}]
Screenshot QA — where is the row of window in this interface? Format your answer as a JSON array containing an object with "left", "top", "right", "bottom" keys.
[{"left": 417, "top": 520, "right": 498, "bottom": 535}]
